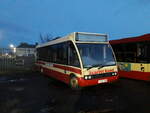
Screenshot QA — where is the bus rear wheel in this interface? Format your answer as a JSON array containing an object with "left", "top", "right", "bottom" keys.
[{"left": 70, "top": 76, "right": 81, "bottom": 90}]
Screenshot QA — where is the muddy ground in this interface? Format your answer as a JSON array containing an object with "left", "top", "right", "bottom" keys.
[{"left": 0, "top": 72, "right": 150, "bottom": 113}]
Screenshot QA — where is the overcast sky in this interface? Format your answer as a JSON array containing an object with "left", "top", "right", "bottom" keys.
[{"left": 0, "top": 0, "right": 150, "bottom": 47}]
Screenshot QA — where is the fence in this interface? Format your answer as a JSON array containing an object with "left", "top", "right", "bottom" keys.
[{"left": 0, "top": 48, "right": 36, "bottom": 73}]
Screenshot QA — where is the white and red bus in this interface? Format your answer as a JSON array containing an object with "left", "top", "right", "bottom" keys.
[{"left": 36, "top": 32, "right": 118, "bottom": 89}]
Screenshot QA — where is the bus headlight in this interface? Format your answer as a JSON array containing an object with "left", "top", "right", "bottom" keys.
[
  {"left": 88, "top": 76, "right": 92, "bottom": 79},
  {"left": 84, "top": 75, "right": 92, "bottom": 80},
  {"left": 112, "top": 72, "right": 117, "bottom": 76},
  {"left": 85, "top": 76, "right": 88, "bottom": 80}
]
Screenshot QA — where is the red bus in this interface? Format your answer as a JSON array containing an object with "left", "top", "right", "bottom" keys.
[
  {"left": 110, "top": 34, "right": 150, "bottom": 81},
  {"left": 36, "top": 32, "right": 118, "bottom": 89}
]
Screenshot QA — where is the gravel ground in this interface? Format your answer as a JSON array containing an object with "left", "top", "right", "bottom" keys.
[{"left": 0, "top": 72, "right": 150, "bottom": 113}]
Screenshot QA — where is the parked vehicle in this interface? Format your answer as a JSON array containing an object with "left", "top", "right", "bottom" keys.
[
  {"left": 36, "top": 32, "right": 118, "bottom": 89},
  {"left": 110, "top": 34, "right": 150, "bottom": 81}
]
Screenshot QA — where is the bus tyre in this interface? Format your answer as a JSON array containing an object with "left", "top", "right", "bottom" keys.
[
  {"left": 41, "top": 68, "right": 43, "bottom": 73},
  {"left": 70, "top": 76, "right": 81, "bottom": 90}
]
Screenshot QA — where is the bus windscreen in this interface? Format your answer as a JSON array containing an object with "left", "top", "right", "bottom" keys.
[{"left": 77, "top": 43, "right": 116, "bottom": 68}]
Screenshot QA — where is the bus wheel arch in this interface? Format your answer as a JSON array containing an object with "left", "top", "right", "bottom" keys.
[{"left": 69, "top": 74, "right": 81, "bottom": 90}]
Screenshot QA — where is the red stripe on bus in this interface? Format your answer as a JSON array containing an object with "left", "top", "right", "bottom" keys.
[
  {"left": 110, "top": 34, "right": 150, "bottom": 44},
  {"left": 53, "top": 64, "right": 81, "bottom": 74},
  {"left": 119, "top": 70, "right": 150, "bottom": 81}
]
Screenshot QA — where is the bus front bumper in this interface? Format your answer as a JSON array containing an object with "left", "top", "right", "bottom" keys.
[{"left": 77, "top": 76, "right": 119, "bottom": 87}]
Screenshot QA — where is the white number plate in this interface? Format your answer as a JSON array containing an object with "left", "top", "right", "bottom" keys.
[{"left": 98, "top": 79, "right": 108, "bottom": 83}]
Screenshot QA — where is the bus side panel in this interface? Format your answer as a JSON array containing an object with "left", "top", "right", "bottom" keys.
[
  {"left": 43, "top": 66, "right": 70, "bottom": 84},
  {"left": 36, "top": 62, "right": 82, "bottom": 85},
  {"left": 118, "top": 70, "right": 150, "bottom": 81},
  {"left": 118, "top": 62, "right": 150, "bottom": 81}
]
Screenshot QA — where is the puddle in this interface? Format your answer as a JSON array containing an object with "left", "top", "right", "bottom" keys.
[
  {"left": 77, "top": 108, "right": 114, "bottom": 113},
  {"left": 0, "top": 77, "right": 28, "bottom": 83},
  {"left": 10, "top": 87, "right": 25, "bottom": 91},
  {"left": 39, "top": 106, "right": 56, "bottom": 113}
]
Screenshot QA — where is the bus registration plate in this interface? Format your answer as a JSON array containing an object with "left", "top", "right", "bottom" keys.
[{"left": 98, "top": 79, "right": 108, "bottom": 83}]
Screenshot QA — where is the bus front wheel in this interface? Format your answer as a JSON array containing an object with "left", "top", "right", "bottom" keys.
[{"left": 70, "top": 76, "right": 81, "bottom": 90}]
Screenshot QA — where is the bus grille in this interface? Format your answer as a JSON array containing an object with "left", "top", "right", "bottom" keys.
[{"left": 84, "top": 72, "right": 116, "bottom": 80}]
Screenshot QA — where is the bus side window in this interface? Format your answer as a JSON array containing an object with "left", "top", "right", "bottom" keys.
[
  {"left": 51, "top": 45, "right": 57, "bottom": 63},
  {"left": 137, "top": 43, "right": 147, "bottom": 63},
  {"left": 147, "top": 41, "right": 150, "bottom": 63},
  {"left": 56, "top": 43, "right": 68, "bottom": 65},
  {"left": 62, "top": 42, "right": 68, "bottom": 64},
  {"left": 68, "top": 42, "right": 80, "bottom": 67}
]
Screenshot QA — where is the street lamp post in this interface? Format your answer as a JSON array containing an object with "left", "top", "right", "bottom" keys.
[
  {"left": 9, "top": 44, "right": 14, "bottom": 48},
  {"left": 9, "top": 44, "right": 16, "bottom": 57}
]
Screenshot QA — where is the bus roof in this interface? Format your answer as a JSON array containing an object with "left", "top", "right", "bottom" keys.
[
  {"left": 110, "top": 34, "right": 150, "bottom": 45},
  {"left": 36, "top": 32, "right": 107, "bottom": 48}
]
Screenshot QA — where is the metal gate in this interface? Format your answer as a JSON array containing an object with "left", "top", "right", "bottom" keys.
[
  {"left": 0, "top": 48, "right": 35, "bottom": 73},
  {"left": 0, "top": 57, "right": 16, "bottom": 72}
]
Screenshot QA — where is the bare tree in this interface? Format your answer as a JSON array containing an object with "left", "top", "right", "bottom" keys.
[
  {"left": 39, "top": 33, "right": 61, "bottom": 44},
  {"left": 39, "top": 33, "right": 53, "bottom": 43}
]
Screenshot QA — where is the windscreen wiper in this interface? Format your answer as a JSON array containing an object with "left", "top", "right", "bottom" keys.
[
  {"left": 86, "top": 64, "right": 105, "bottom": 70},
  {"left": 104, "top": 64, "right": 116, "bottom": 67}
]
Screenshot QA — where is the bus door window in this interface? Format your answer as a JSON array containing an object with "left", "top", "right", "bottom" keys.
[
  {"left": 147, "top": 41, "right": 150, "bottom": 63},
  {"left": 137, "top": 44, "right": 143, "bottom": 57},
  {"left": 68, "top": 42, "right": 80, "bottom": 67},
  {"left": 137, "top": 42, "right": 147, "bottom": 63},
  {"left": 103, "top": 45, "right": 106, "bottom": 61}
]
